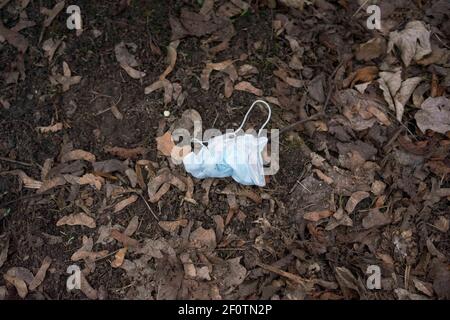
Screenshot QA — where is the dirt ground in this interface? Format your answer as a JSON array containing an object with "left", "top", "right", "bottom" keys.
[{"left": 0, "top": 0, "right": 449, "bottom": 300}]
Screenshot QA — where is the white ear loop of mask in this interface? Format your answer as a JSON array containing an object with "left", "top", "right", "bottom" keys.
[
  {"left": 235, "top": 100, "right": 271, "bottom": 136},
  {"left": 191, "top": 100, "right": 272, "bottom": 146}
]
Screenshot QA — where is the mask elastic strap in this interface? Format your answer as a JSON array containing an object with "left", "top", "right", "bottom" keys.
[{"left": 235, "top": 100, "right": 271, "bottom": 136}]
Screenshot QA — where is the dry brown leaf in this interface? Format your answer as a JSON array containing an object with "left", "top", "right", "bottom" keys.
[
  {"left": 159, "top": 219, "right": 188, "bottom": 233},
  {"left": 110, "top": 104, "right": 123, "bottom": 120},
  {"left": 355, "top": 37, "right": 386, "bottom": 61},
  {"left": 50, "top": 61, "right": 81, "bottom": 92},
  {"left": 0, "top": 21, "right": 28, "bottom": 53},
  {"left": 224, "top": 75, "right": 234, "bottom": 98},
  {"left": 4, "top": 267, "right": 34, "bottom": 299},
  {"left": 0, "top": 237, "right": 9, "bottom": 268},
  {"left": 345, "top": 191, "right": 370, "bottom": 213},
  {"left": 208, "top": 60, "right": 234, "bottom": 71},
  {"left": 41, "top": 1, "right": 65, "bottom": 27},
  {"left": 199, "top": 0, "right": 215, "bottom": 15},
  {"left": 78, "top": 173, "right": 104, "bottom": 190},
  {"left": 124, "top": 216, "right": 140, "bottom": 236},
  {"left": 160, "top": 40, "right": 179, "bottom": 80},
  {"left": 417, "top": 46, "right": 450, "bottom": 66},
  {"left": 11, "top": 12, "right": 36, "bottom": 32},
  {"left": 79, "top": 273, "right": 98, "bottom": 300},
  {"left": 200, "top": 66, "right": 213, "bottom": 90},
  {"left": 144, "top": 79, "right": 173, "bottom": 104},
  {"left": 415, "top": 97, "right": 450, "bottom": 134},
  {"left": 313, "top": 169, "right": 334, "bottom": 185},
  {"left": 156, "top": 131, "right": 175, "bottom": 156},
  {"left": 343, "top": 66, "right": 378, "bottom": 88},
  {"left": 28, "top": 256, "right": 52, "bottom": 291},
  {"left": 56, "top": 212, "right": 96, "bottom": 228},
  {"left": 334, "top": 89, "right": 383, "bottom": 130},
  {"left": 388, "top": 20, "right": 431, "bottom": 67},
  {"left": 362, "top": 209, "right": 392, "bottom": 229},
  {"left": 115, "top": 41, "right": 138, "bottom": 66},
  {"left": 111, "top": 248, "right": 127, "bottom": 268},
  {"left": 110, "top": 229, "right": 139, "bottom": 247},
  {"left": 1, "top": 170, "right": 42, "bottom": 189},
  {"left": 238, "top": 188, "right": 262, "bottom": 204},
  {"left": 61, "top": 149, "right": 96, "bottom": 163},
  {"left": 234, "top": 81, "right": 263, "bottom": 96},
  {"left": 120, "top": 63, "right": 146, "bottom": 79},
  {"left": 189, "top": 227, "right": 216, "bottom": 250},
  {"left": 433, "top": 216, "right": 449, "bottom": 233},
  {"left": 238, "top": 64, "right": 259, "bottom": 76},
  {"left": 104, "top": 146, "right": 146, "bottom": 159},
  {"left": 42, "top": 38, "right": 62, "bottom": 61},
  {"left": 113, "top": 195, "right": 138, "bottom": 213},
  {"left": 3, "top": 274, "right": 27, "bottom": 298},
  {"left": 304, "top": 209, "right": 333, "bottom": 222},
  {"left": 201, "top": 178, "right": 213, "bottom": 206},
  {"left": 37, "top": 122, "right": 63, "bottom": 133},
  {"left": 367, "top": 105, "right": 391, "bottom": 126},
  {"left": 71, "top": 236, "right": 108, "bottom": 263},
  {"left": 37, "top": 176, "right": 66, "bottom": 193}
]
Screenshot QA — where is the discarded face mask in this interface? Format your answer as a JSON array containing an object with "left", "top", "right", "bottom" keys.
[{"left": 182, "top": 100, "right": 271, "bottom": 187}]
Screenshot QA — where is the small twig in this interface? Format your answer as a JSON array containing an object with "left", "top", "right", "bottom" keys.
[
  {"left": 0, "top": 156, "right": 35, "bottom": 167},
  {"left": 136, "top": 192, "right": 159, "bottom": 221},
  {"left": 93, "top": 248, "right": 120, "bottom": 263},
  {"left": 256, "top": 261, "right": 311, "bottom": 287},
  {"left": 351, "top": 0, "right": 370, "bottom": 19}
]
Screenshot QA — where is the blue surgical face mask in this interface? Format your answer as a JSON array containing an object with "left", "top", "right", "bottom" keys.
[{"left": 182, "top": 100, "right": 271, "bottom": 187}]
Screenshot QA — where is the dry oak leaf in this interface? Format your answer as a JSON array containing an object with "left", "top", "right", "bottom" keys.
[
  {"left": 387, "top": 20, "right": 432, "bottom": 67},
  {"left": 113, "top": 195, "right": 138, "bottom": 213},
  {"left": 56, "top": 212, "right": 96, "bottom": 228},
  {"left": 234, "top": 81, "right": 263, "bottom": 96},
  {"left": 156, "top": 131, "right": 175, "bottom": 156}
]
